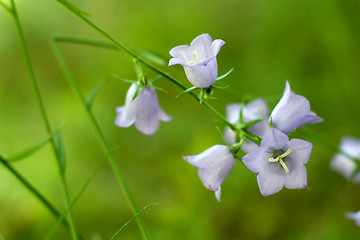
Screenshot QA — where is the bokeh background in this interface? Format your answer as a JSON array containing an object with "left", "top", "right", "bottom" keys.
[{"left": 1, "top": 0, "right": 360, "bottom": 239}]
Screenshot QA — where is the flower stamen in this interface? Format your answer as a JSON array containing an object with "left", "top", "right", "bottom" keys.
[
  {"left": 193, "top": 52, "right": 201, "bottom": 62},
  {"left": 268, "top": 148, "right": 292, "bottom": 173}
]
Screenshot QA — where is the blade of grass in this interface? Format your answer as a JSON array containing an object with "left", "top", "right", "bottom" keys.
[
  {"left": 8, "top": 1, "right": 78, "bottom": 239},
  {"left": 52, "top": 37, "right": 151, "bottom": 240},
  {"left": 45, "top": 155, "right": 107, "bottom": 239},
  {"left": 87, "top": 79, "right": 110, "bottom": 108},
  {"left": 5, "top": 126, "right": 64, "bottom": 162},
  {"left": 110, "top": 203, "right": 158, "bottom": 240}
]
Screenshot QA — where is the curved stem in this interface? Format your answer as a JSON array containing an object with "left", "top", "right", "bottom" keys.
[{"left": 8, "top": 1, "right": 78, "bottom": 239}]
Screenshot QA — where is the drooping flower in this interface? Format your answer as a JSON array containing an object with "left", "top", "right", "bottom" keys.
[
  {"left": 330, "top": 136, "right": 360, "bottom": 182},
  {"left": 183, "top": 145, "right": 235, "bottom": 202},
  {"left": 242, "top": 128, "right": 312, "bottom": 196},
  {"left": 169, "top": 33, "right": 225, "bottom": 88},
  {"left": 346, "top": 210, "right": 360, "bottom": 227},
  {"left": 115, "top": 84, "right": 171, "bottom": 135},
  {"left": 224, "top": 99, "right": 270, "bottom": 152},
  {"left": 270, "top": 81, "right": 323, "bottom": 134}
]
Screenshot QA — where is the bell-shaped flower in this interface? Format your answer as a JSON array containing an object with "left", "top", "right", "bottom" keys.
[
  {"left": 346, "top": 210, "right": 360, "bottom": 227},
  {"left": 330, "top": 136, "right": 360, "bottom": 182},
  {"left": 183, "top": 145, "right": 235, "bottom": 202},
  {"left": 224, "top": 99, "right": 270, "bottom": 152},
  {"left": 115, "top": 84, "right": 171, "bottom": 135},
  {"left": 242, "top": 128, "right": 312, "bottom": 196},
  {"left": 270, "top": 81, "right": 323, "bottom": 134},
  {"left": 169, "top": 33, "right": 225, "bottom": 88}
]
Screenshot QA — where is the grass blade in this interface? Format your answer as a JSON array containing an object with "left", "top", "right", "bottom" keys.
[
  {"left": 86, "top": 79, "right": 110, "bottom": 108},
  {"left": 110, "top": 203, "right": 158, "bottom": 240}
]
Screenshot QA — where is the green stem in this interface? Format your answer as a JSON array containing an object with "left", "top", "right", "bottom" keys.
[
  {"left": 51, "top": 40, "right": 151, "bottom": 240},
  {"left": 8, "top": 1, "right": 78, "bottom": 239},
  {"left": 56, "top": 0, "right": 236, "bottom": 131}
]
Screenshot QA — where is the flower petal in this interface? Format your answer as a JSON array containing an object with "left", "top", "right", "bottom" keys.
[
  {"left": 289, "top": 139, "right": 313, "bottom": 165},
  {"left": 257, "top": 171, "right": 284, "bottom": 196},
  {"left": 198, "top": 153, "right": 234, "bottom": 191},
  {"left": 190, "top": 33, "right": 213, "bottom": 59},
  {"left": 184, "top": 57, "right": 218, "bottom": 88},
  {"left": 340, "top": 136, "right": 360, "bottom": 158},
  {"left": 242, "top": 147, "right": 271, "bottom": 173},
  {"left": 158, "top": 108, "right": 172, "bottom": 122},
  {"left": 283, "top": 165, "right": 307, "bottom": 189},
  {"left": 271, "top": 81, "right": 322, "bottom": 134},
  {"left": 115, "top": 106, "right": 136, "bottom": 127},
  {"left": 330, "top": 154, "right": 356, "bottom": 179},
  {"left": 211, "top": 39, "right": 226, "bottom": 56},
  {"left": 260, "top": 128, "right": 289, "bottom": 149}
]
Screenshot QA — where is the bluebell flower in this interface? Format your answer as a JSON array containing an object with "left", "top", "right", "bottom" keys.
[
  {"left": 271, "top": 81, "right": 323, "bottom": 134},
  {"left": 330, "top": 136, "right": 360, "bottom": 182},
  {"left": 242, "top": 128, "right": 312, "bottom": 196},
  {"left": 346, "top": 210, "right": 360, "bottom": 227},
  {"left": 183, "top": 145, "right": 235, "bottom": 202},
  {"left": 169, "top": 33, "right": 225, "bottom": 88},
  {"left": 115, "top": 84, "right": 171, "bottom": 135}
]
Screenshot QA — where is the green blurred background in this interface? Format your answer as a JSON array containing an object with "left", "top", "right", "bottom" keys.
[{"left": 1, "top": 0, "right": 360, "bottom": 239}]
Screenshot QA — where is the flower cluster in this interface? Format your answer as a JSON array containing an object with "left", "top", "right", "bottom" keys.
[{"left": 116, "top": 33, "right": 324, "bottom": 202}]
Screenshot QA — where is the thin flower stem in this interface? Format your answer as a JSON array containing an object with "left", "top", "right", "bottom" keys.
[
  {"left": 110, "top": 203, "right": 158, "bottom": 240},
  {"left": 51, "top": 40, "right": 151, "bottom": 240},
  {"left": 8, "top": 1, "right": 78, "bottom": 239},
  {"left": 55, "top": 1, "right": 236, "bottom": 131}
]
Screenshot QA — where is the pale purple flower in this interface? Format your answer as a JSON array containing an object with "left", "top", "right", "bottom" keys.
[
  {"left": 169, "top": 33, "right": 225, "bottom": 88},
  {"left": 115, "top": 84, "right": 171, "bottom": 135},
  {"left": 330, "top": 136, "right": 360, "bottom": 182},
  {"left": 346, "top": 210, "right": 360, "bottom": 227},
  {"left": 224, "top": 99, "right": 270, "bottom": 152},
  {"left": 242, "top": 128, "right": 312, "bottom": 196},
  {"left": 183, "top": 145, "right": 235, "bottom": 202},
  {"left": 270, "top": 81, "right": 323, "bottom": 134}
]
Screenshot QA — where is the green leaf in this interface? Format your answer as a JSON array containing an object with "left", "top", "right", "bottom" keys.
[
  {"left": 176, "top": 86, "right": 197, "bottom": 98},
  {"left": 239, "top": 104, "right": 244, "bottom": 125},
  {"left": 54, "top": 130, "right": 66, "bottom": 175},
  {"left": 148, "top": 85, "right": 168, "bottom": 94},
  {"left": 199, "top": 88, "right": 206, "bottom": 103},
  {"left": 133, "top": 58, "right": 146, "bottom": 84},
  {"left": 6, "top": 126, "right": 64, "bottom": 162},
  {"left": 216, "top": 68, "right": 234, "bottom": 81},
  {"left": 86, "top": 79, "right": 110, "bottom": 108},
  {"left": 113, "top": 74, "right": 137, "bottom": 85},
  {"left": 0, "top": 232, "right": 5, "bottom": 240},
  {"left": 132, "top": 85, "right": 144, "bottom": 101},
  {"left": 243, "top": 118, "right": 264, "bottom": 128},
  {"left": 212, "top": 84, "right": 229, "bottom": 89},
  {"left": 110, "top": 203, "right": 158, "bottom": 240},
  {"left": 57, "top": 0, "right": 91, "bottom": 16},
  {"left": 148, "top": 75, "right": 162, "bottom": 83}
]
